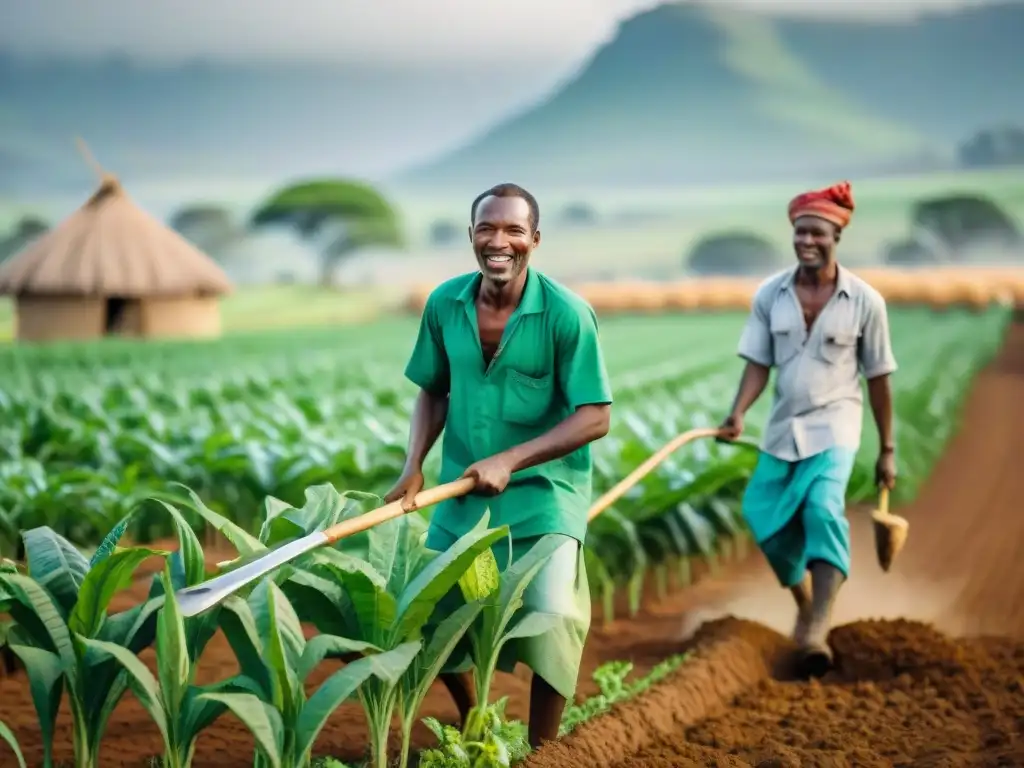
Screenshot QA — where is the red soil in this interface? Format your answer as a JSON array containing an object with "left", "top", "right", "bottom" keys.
[{"left": 2, "top": 319, "right": 1022, "bottom": 767}]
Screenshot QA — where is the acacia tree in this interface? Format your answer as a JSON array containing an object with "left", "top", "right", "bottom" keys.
[
  {"left": 0, "top": 216, "right": 49, "bottom": 263},
  {"left": 686, "top": 231, "right": 785, "bottom": 276},
  {"left": 170, "top": 204, "right": 238, "bottom": 256},
  {"left": 249, "top": 179, "right": 403, "bottom": 286}
]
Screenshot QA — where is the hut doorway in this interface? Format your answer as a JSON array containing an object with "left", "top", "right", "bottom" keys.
[{"left": 104, "top": 297, "right": 142, "bottom": 336}]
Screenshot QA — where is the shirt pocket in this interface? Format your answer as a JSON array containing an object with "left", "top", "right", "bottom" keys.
[
  {"left": 769, "top": 316, "right": 801, "bottom": 366},
  {"left": 816, "top": 327, "right": 858, "bottom": 366},
  {"left": 502, "top": 369, "right": 554, "bottom": 426}
]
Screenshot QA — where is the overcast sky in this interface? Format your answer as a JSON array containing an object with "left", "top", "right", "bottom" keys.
[{"left": 0, "top": 0, "right": 1003, "bottom": 67}]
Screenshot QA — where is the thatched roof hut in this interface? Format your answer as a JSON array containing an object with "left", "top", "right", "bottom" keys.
[{"left": 0, "top": 167, "right": 232, "bottom": 343}]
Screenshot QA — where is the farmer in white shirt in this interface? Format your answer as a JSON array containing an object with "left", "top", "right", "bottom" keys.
[{"left": 718, "top": 181, "right": 898, "bottom": 676}]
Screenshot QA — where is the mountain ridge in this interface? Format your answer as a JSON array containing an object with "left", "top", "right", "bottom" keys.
[{"left": 398, "top": 1, "right": 1024, "bottom": 188}]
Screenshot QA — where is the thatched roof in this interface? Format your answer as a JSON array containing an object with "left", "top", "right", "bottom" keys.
[{"left": 0, "top": 175, "right": 233, "bottom": 298}]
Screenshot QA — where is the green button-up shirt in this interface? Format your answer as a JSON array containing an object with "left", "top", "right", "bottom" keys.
[{"left": 404, "top": 267, "right": 613, "bottom": 547}]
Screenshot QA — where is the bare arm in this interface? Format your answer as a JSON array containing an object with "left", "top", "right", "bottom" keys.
[
  {"left": 866, "top": 374, "right": 894, "bottom": 452},
  {"left": 501, "top": 404, "right": 611, "bottom": 473},
  {"left": 729, "top": 361, "right": 770, "bottom": 419},
  {"left": 859, "top": 290, "right": 898, "bottom": 454},
  {"left": 402, "top": 389, "right": 450, "bottom": 472}
]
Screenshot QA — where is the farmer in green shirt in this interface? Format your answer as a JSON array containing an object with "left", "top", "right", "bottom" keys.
[{"left": 384, "top": 182, "right": 613, "bottom": 747}]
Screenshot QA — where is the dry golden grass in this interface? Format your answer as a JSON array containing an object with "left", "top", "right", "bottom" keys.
[{"left": 403, "top": 267, "right": 1024, "bottom": 316}]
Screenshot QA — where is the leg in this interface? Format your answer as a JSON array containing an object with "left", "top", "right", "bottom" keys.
[
  {"left": 797, "top": 455, "right": 854, "bottom": 676},
  {"left": 800, "top": 559, "right": 845, "bottom": 676},
  {"left": 439, "top": 671, "right": 476, "bottom": 727},
  {"left": 528, "top": 674, "right": 567, "bottom": 748},
  {"left": 790, "top": 571, "right": 814, "bottom": 645}
]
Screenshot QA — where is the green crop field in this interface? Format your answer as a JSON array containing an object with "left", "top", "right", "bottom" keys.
[
  {"left": 0, "top": 307, "right": 1010, "bottom": 562},
  {"left": 0, "top": 305, "right": 1013, "bottom": 768}
]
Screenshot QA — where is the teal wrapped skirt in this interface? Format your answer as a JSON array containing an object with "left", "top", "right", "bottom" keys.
[{"left": 741, "top": 447, "right": 857, "bottom": 587}]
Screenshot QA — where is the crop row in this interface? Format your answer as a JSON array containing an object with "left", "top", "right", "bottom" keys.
[{"left": 1, "top": 489, "right": 673, "bottom": 768}]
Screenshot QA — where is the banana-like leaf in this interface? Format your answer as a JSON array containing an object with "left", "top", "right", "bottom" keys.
[
  {"left": 68, "top": 546, "right": 167, "bottom": 637},
  {"left": 294, "top": 653, "right": 386, "bottom": 759},
  {"left": 8, "top": 645, "right": 62, "bottom": 766},
  {"left": 0, "top": 719, "right": 26, "bottom": 768},
  {"left": 153, "top": 500, "right": 206, "bottom": 589},
  {"left": 0, "top": 573, "right": 75, "bottom": 669},
  {"left": 77, "top": 637, "right": 170, "bottom": 746},
  {"left": 297, "top": 635, "right": 382, "bottom": 682},
  {"left": 392, "top": 521, "right": 508, "bottom": 642},
  {"left": 249, "top": 580, "right": 304, "bottom": 714},
  {"left": 21, "top": 527, "right": 90, "bottom": 615},
  {"left": 175, "top": 485, "right": 264, "bottom": 558},
  {"left": 199, "top": 692, "right": 284, "bottom": 768}
]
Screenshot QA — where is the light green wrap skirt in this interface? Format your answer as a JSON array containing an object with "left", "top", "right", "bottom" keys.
[{"left": 426, "top": 530, "right": 591, "bottom": 701}]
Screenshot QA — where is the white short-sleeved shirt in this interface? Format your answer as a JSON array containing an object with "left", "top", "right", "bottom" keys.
[{"left": 737, "top": 265, "right": 898, "bottom": 461}]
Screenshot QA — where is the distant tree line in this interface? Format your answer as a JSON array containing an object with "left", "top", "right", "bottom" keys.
[
  {"left": 0, "top": 215, "right": 49, "bottom": 262},
  {"left": 171, "top": 180, "right": 404, "bottom": 286},
  {"left": 959, "top": 125, "right": 1024, "bottom": 169}
]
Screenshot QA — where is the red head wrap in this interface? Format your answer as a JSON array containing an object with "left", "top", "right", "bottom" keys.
[{"left": 787, "top": 181, "right": 855, "bottom": 229}]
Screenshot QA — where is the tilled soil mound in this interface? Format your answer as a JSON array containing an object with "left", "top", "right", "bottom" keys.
[{"left": 525, "top": 619, "right": 1024, "bottom": 768}]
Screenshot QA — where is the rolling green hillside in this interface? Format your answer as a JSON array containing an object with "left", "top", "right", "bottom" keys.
[{"left": 400, "top": 2, "right": 1024, "bottom": 188}]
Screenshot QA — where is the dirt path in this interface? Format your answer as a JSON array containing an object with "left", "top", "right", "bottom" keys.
[
  {"left": 3, "top": 319, "right": 1022, "bottom": 767},
  {"left": 526, "top": 317, "right": 1024, "bottom": 768}
]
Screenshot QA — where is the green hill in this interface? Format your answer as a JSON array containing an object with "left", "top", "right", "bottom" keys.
[{"left": 399, "top": 2, "right": 1024, "bottom": 188}]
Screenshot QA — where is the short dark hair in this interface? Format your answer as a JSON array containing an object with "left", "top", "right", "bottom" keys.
[{"left": 470, "top": 183, "right": 540, "bottom": 231}]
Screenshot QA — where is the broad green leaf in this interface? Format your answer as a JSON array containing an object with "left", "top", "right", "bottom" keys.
[
  {"left": 0, "top": 574, "right": 75, "bottom": 669},
  {"left": 357, "top": 639, "right": 421, "bottom": 686},
  {"left": 180, "top": 675, "right": 263, "bottom": 744},
  {"left": 393, "top": 524, "right": 509, "bottom": 641},
  {"left": 200, "top": 692, "right": 284, "bottom": 768},
  {"left": 250, "top": 580, "right": 305, "bottom": 708},
  {"left": 501, "top": 611, "right": 562, "bottom": 644},
  {"left": 458, "top": 548, "right": 501, "bottom": 602},
  {"left": 280, "top": 569, "right": 357, "bottom": 638},
  {"left": 0, "top": 719, "right": 26, "bottom": 768},
  {"left": 306, "top": 546, "right": 387, "bottom": 589},
  {"left": 294, "top": 655, "right": 380, "bottom": 758},
  {"left": 309, "top": 548, "right": 393, "bottom": 642},
  {"left": 77, "top": 636, "right": 170, "bottom": 745},
  {"left": 8, "top": 645, "right": 62, "bottom": 767},
  {"left": 156, "top": 570, "right": 191, "bottom": 715},
  {"left": 218, "top": 596, "right": 271, "bottom": 697},
  {"left": 400, "top": 599, "right": 483, "bottom": 748},
  {"left": 174, "top": 485, "right": 265, "bottom": 558},
  {"left": 493, "top": 535, "right": 566, "bottom": 641},
  {"left": 259, "top": 495, "right": 295, "bottom": 543},
  {"left": 297, "top": 635, "right": 382, "bottom": 682},
  {"left": 69, "top": 547, "right": 168, "bottom": 637},
  {"left": 153, "top": 500, "right": 206, "bottom": 588},
  {"left": 22, "top": 527, "right": 90, "bottom": 614}
]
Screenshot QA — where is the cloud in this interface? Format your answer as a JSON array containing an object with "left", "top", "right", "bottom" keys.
[{"left": 0, "top": 0, "right": 997, "bottom": 65}]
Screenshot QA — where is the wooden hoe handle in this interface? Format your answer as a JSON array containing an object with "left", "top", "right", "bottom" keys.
[
  {"left": 587, "top": 427, "right": 725, "bottom": 521},
  {"left": 323, "top": 477, "right": 477, "bottom": 544},
  {"left": 321, "top": 426, "right": 748, "bottom": 545}
]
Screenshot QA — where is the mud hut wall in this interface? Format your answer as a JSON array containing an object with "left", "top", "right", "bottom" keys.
[
  {"left": 140, "top": 296, "right": 222, "bottom": 339},
  {"left": 14, "top": 296, "right": 105, "bottom": 342}
]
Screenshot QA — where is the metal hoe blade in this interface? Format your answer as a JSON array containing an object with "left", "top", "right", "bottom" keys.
[{"left": 176, "top": 531, "right": 328, "bottom": 617}]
